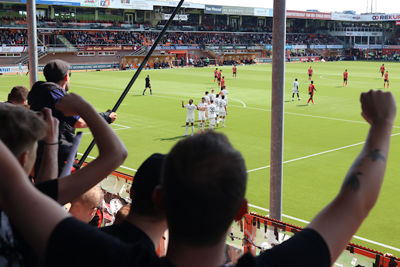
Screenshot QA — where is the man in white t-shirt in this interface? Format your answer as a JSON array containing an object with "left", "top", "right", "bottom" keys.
[
  {"left": 209, "top": 89, "right": 216, "bottom": 103},
  {"left": 214, "top": 94, "right": 220, "bottom": 122},
  {"left": 221, "top": 87, "right": 228, "bottom": 105},
  {"left": 197, "top": 97, "right": 207, "bottom": 133},
  {"left": 217, "top": 95, "right": 227, "bottom": 128},
  {"left": 182, "top": 99, "right": 197, "bottom": 136},
  {"left": 207, "top": 99, "right": 217, "bottom": 130},
  {"left": 292, "top": 78, "right": 301, "bottom": 101},
  {"left": 204, "top": 91, "right": 210, "bottom": 104}
]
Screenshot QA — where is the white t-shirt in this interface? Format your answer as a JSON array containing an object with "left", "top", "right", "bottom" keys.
[
  {"left": 218, "top": 99, "right": 226, "bottom": 111},
  {"left": 214, "top": 98, "right": 220, "bottom": 111},
  {"left": 210, "top": 93, "right": 216, "bottom": 102},
  {"left": 293, "top": 81, "right": 299, "bottom": 93},
  {"left": 208, "top": 103, "right": 217, "bottom": 118},
  {"left": 204, "top": 95, "right": 210, "bottom": 104},
  {"left": 222, "top": 89, "right": 228, "bottom": 98},
  {"left": 185, "top": 104, "right": 196, "bottom": 117}
]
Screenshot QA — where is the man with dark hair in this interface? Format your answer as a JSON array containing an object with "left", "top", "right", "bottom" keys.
[
  {"left": 28, "top": 59, "right": 117, "bottom": 174},
  {"left": 0, "top": 91, "right": 396, "bottom": 267},
  {"left": 101, "top": 153, "right": 167, "bottom": 251},
  {"left": 7, "top": 86, "right": 28, "bottom": 107},
  {"left": 143, "top": 74, "right": 152, "bottom": 95}
]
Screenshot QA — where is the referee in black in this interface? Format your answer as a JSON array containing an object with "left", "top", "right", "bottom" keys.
[{"left": 143, "top": 75, "right": 152, "bottom": 95}]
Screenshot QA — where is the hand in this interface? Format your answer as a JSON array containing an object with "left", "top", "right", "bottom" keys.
[
  {"left": 55, "top": 93, "right": 87, "bottom": 117},
  {"left": 41, "top": 108, "right": 59, "bottom": 143},
  {"left": 108, "top": 112, "right": 117, "bottom": 123},
  {"left": 360, "top": 90, "right": 396, "bottom": 126}
]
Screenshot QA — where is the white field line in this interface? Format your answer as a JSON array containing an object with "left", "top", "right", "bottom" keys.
[
  {"left": 230, "top": 104, "right": 400, "bottom": 129},
  {"left": 248, "top": 204, "right": 400, "bottom": 252},
  {"left": 247, "top": 132, "right": 400, "bottom": 173},
  {"left": 230, "top": 97, "right": 247, "bottom": 108},
  {"left": 76, "top": 152, "right": 137, "bottom": 172}
]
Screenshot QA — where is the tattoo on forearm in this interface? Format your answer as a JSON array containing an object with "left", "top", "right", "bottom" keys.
[
  {"left": 345, "top": 172, "right": 362, "bottom": 192},
  {"left": 367, "top": 149, "right": 386, "bottom": 162}
]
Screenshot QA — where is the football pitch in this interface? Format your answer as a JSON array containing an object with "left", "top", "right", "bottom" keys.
[{"left": 1, "top": 61, "right": 400, "bottom": 255}]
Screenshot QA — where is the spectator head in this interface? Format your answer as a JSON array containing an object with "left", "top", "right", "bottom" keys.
[
  {"left": 0, "top": 104, "right": 47, "bottom": 174},
  {"left": 160, "top": 132, "right": 247, "bottom": 246},
  {"left": 129, "top": 153, "right": 166, "bottom": 219},
  {"left": 7, "top": 86, "right": 28, "bottom": 106},
  {"left": 114, "top": 205, "right": 131, "bottom": 225},
  {"left": 69, "top": 185, "right": 104, "bottom": 223},
  {"left": 43, "top": 60, "right": 71, "bottom": 90}
]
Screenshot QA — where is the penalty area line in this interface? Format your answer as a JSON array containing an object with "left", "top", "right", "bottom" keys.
[
  {"left": 76, "top": 153, "right": 137, "bottom": 172},
  {"left": 248, "top": 204, "right": 400, "bottom": 252}
]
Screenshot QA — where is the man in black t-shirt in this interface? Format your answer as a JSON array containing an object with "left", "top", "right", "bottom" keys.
[
  {"left": 101, "top": 153, "right": 167, "bottom": 253},
  {"left": 0, "top": 91, "right": 396, "bottom": 267},
  {"left": 143, "top": 74, "right": 152, "bottom": 95}
]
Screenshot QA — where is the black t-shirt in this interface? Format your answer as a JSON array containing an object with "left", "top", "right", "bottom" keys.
[
  {"left": 145, "top": 77, "right": 150, "bottom": 87},
  {"left": 0, "top": 179, "right": 58, "bottom": 267},
  {"left": 100, "top": 221, "right": 155, "bottom": 254},
  {"left": 46, "top": 218, "right": 330, "bottom": 267}
]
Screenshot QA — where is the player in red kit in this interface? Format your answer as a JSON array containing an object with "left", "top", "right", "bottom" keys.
[
  {"left": 220, "top": 76, "right": 226, "bottom": 89},
  {"left": 380, "top": 64, "right": 385, "bottom": 78},
  {"left": 384, "top": 71, "right": 389, "bottom": 88},
  {"left": 217, "top": 70, "right": 222, "bottom": 86},
  {"left": 308, "top": 66, "right": 313, "bottom": 81},
  {"left": 233, "top": 65, "right": 237, "bottom": 78},
  {"left": 307, "top": 81, "right": 317, "bottom": 105},
  {"left": 343, "top": 69, "right": 348, "bottom": 87},
  {"left": 214, "top": 68, "right": 218, "bottom": 82}
]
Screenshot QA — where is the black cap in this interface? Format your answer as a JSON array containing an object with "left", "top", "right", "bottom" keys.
[{"left": 43, "top": 60, "right": 70, "bottom": 83}]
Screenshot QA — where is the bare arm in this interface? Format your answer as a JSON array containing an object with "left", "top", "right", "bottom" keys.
[
  {"left": 182, "top": 101, "right": 185, "bottom": 108},
  {"left": 308, "top": 90, "right": 396, "bottom": 264},
  {"left": 74, "top": 117, "right": 87, "bottom": 128},
  {"left": 56, "top": 94, "right": 128, "bottom": 205},
  {"left": 0, "top": 140, "right": 68, "bottom": 259},
  {"left": 0, "top": 93, "right": 128, "bottom": 258},
  {"left": 36, "top": 108, "right": 59, "bottom": 183}
]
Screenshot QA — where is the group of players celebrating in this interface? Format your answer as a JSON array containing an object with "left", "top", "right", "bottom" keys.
[{"left": 181, "top": 66, "right": 236, "bottom": 136}]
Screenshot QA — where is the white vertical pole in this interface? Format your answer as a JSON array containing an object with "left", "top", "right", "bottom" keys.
[
  {"left": 269, "top": 0, "right": 286, "bottom": 221},
  {"left": 27, "top": 0, "right": 38, "bottom": 88}
]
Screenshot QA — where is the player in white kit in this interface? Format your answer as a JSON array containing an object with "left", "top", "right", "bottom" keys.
[
  {"left": 207, "top": 99, "right": 217, "bottom": 130},
  {"left": 292, "top": 78, "right": 301, "bottom": 101},
  {"left": 214, "top": 94, "right": 220, "bottom": 122},
  {"left": 182, "top": 99, "right": 197, "bottom": 136},
  {"left": 221, "top": 87, "right": 228, "bottom": 106},
  {"left": 197, "top": 97, "right": 207, "bottom": 132},
  {"left": 210, "top": 89, "right": 216, "bottom": 103},
  {"left": 217, "top": 95, "right": 227, "bottom": 128}
]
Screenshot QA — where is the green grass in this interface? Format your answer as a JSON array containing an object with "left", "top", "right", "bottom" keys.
[{"left": 2, "top": 61, "right": 400, "bottom": 256}]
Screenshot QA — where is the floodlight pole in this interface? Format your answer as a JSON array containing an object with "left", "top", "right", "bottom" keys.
[
  {"left": 26, "top": 0, "right": 39, "bottom": 87},
  {"left": 76, "top": 0, "right": 185, "bottom": 169},
  {"left": 269, "top": 0, "right": 286, "bottom": 221}
]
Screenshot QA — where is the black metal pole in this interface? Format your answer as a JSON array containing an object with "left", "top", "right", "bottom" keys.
[{"left": 77, "top": 0, "right": 185, "bottom": 169}]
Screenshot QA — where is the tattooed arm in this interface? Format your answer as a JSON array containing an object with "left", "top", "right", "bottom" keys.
[{"left": 308, "top": 90, "right": 396, "bottom": 264}]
